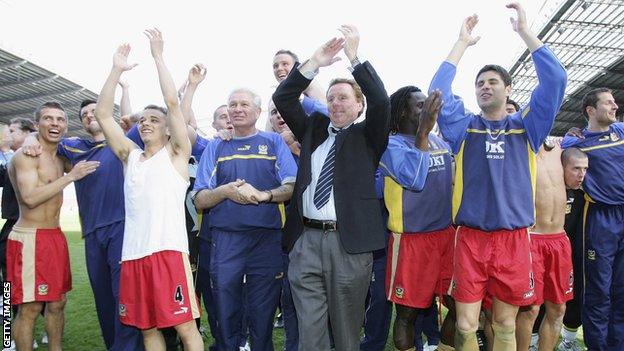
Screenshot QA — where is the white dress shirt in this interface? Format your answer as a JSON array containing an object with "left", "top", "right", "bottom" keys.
[{"left": 302, "top": 123, "right": 353, "bottom": 221}]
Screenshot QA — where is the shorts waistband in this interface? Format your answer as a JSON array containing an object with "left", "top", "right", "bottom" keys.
[
  {"left": 529, "top": 231, "right": 566, "bottom": 240},
  {"left": 11, "top": 226, "right": 62, "bottom": 235},
  {"left": 394, "top": 225, "right": 455, "bottom": 236}
]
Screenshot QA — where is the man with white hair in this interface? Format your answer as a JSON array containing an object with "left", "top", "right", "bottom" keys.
[{"left": 193, "top": 87, "right": 297, "bottom": 350}]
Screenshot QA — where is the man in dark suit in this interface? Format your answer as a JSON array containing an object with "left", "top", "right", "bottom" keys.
[{"left": 272, "top": 25, "right": 390, "bottom": 351}]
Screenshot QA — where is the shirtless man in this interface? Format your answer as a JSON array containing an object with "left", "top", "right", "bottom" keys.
[
  {"left": 515, "top": 140, "right": 588, "bottom": 351},
  {"left": 6, "top": 101, "right": 99, "bottom": 351}
]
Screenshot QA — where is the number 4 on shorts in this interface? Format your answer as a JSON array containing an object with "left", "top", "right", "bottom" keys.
[{"left": 174, "top": 284, "right": 184, "bottom": 303}]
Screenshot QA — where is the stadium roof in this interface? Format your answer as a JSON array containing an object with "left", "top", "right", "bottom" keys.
[
  {"left": 509, "top": 0, "right": 624, "bottom": 136},
  {"left": 0, "top": 47, "right": 118, "bottom": 138}
]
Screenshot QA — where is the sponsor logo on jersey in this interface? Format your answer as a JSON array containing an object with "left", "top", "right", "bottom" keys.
[
  {"left": 485, "top": 141, "right": 505, "bottom": 159},
  {"left": 237, "top": 145, "right": 251, "bottom": 151}
]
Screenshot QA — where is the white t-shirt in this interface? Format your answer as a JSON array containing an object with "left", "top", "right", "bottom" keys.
[{"left": 122, "top": 147, "right": 190, "bottom": 261}]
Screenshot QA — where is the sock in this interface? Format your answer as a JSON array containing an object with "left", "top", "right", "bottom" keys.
[
  {"left": 491, "top": 322, "right": 516, "bottom": 351},
  {"left": 561, "top": 326, "right": 578, "bottom": 342},
  {"left": 455, "top": 329, "right": 479, "bottom": 351},
  {"left": 437, "top": 343, "right": 455, "bottom": 351},
  {"left": 530, "top": 332, "right": 539, "bottom": 346}
]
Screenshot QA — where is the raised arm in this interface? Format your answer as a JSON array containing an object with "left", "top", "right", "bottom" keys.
[
  {"left": 118, "top": 80, "right": 132, "bottom": 116},
  {"left": 181, "top": 63, "right": 206, "bottom": 130},
  {"left": 428, "top": 17, "right": 478, "bottom": 152},
  {"left": 145, "top": 28, "right": 191, "bottom": 158},
  {"left": 513, "top": 2, "right": 567, "bottom": 151},
  {"left": 273, "top": 37, "right": 344, "bottom": 140},
  {"left": 446, "top": 15, "right": 480, "bottom": 66},
  {"left": 507, "top": 2, "right": 542, "bottom": 52},
  {"left": 10, "top": 152, "right": 98, "bottom": 209},
  {"left": 95, "top": 44, "right": 139, "bottom": 162},
  {"left": 338, "top": 24, "right": 391, "bottom": 159}
]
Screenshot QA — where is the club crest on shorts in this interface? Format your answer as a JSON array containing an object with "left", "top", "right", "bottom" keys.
[
  {"left": 174, "top": 285, "right": 184, "bottom": 304},
  {"left": 587, "top": 250, "right": 596, "bottom": 260},
  {"left": 394, "top": 287, "right": 404, "bottom": 299},
  {"left": 258, "top": 144, "right": 268, "bottom": 155},
  {"left": 119, "top": 304, "right": 126, "bottom": 317},
  {"left": 37, "top": 284, "right": 49, "bottom": 296}
]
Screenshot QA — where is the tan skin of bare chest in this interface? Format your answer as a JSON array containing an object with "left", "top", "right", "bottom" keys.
[
  {"left": 10, "top": 151, "right": 65, "bottom": 228},
  {"left": 533, "top": 142, "right": 567, "bottom": 234}
]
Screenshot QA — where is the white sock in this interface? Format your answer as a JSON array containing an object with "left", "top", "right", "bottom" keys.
[
  {"left": 561, "top": 327, "right": 577, "bottom": 342},
  {"left": 530, "top": 333, "right": 539, "bottom": 345}
]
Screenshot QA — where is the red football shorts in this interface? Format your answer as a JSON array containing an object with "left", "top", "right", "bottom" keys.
[
  {"left": 450, "top": 226, "right": 535, "bottom": 306},
  {"left": 6, "top": 227, "right": 72, "bottom": 304},
  {"left": 386, "top": 226, "right": 455, "bottom": 308},
  {"left": 530, "top": 232, "right": 574, "bottom": 305},
  {"left": 119, "top": 250, "right": 201, "bottom": 329}
]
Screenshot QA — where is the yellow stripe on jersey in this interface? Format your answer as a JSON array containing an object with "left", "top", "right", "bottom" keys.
[
  {"left": 431, "top": 149, "right": 450, "bottom": 156},
  {"left": 521, "top": 106, "right": 531, "bottom": 118},
  {"left": 63, "top": 143, "right": 107, "bottom": 154},
  {"left": 452, "top": 142, "right": 466, "bottom": 222},
  {"left": 584, "top": 193, "right": 596, "bottom": 204},
  {"left": 582, "top": 198, "right": 590, "bottom": 290},
  {"left": 579, "top": 140, "right": 624, "bottom": 152},
  {"left": 217, "top": 154, "right": 277, "bottom": 163},
  {"left": 466, "top": 128, "right": 526, "bottom": 136},
  {"left": 278, "top": 203, "right": 286, "bottom": 227},
  {"left": 383, "top": 176, "right": 404, "bottom": 233},
  {"left": 527, "top": 140, "right": 537, "bottom": 220}
]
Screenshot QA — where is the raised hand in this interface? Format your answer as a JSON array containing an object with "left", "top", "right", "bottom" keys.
[
  {"left": 310, "top": 37, "right": 345, "bottom": 68},
  {"left": 144, "top": 28, "right": 164, "bottom": 58},
  {"left": 67, "top": 160, "right": 100, "bottom": 181},
  {"left": 459, "top": 15, "right": 481, "bottom": 46},
  {"left": 112, "top": 44, "right": 138, "bottom": 72},
  {"left": 507, "top": 2, "right": 528, "bottom": 33},
  {"left": 188, "top": 63, "right": 207, "bottom": 85},
  {"left": 338, "top": 25, "right": 360, "bottom": 62},
  {"left": 418, "top": 90, "right": 443, "bottom": 137}
]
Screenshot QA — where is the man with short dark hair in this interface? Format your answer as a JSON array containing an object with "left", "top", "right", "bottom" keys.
[
  {"left": 7, "top": 101, "right": 100, "bottom": 351},
  {"left": 272, "top": 49, "right": 328, "bottom": 116},
  {"left": 22, "top": 96, "right": 146, "bottom": 349},
  {"left": 429, "top": 3, "right": 567, "bottom": 349},
  {"left": 561, "top": 87, "right": 623, "bottom": 350},
  {"left": 515, "top": 139, "right": 586, "bottom": 351},
  {"left": 95, "top": 31, "right": 203, "bottom": 350},
  {"left": 273, "top": 25, "right": 391, "bottom": 350}
]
